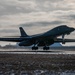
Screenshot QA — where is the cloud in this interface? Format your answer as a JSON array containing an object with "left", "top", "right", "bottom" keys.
[
  {"left": 0, "top": 11, "right": 67, "bottom": 28},
  {"left": 66, "top": 14, "right": 75, "bottom": 20},
  {"left": 0, "top": 0, "right": 38, "bottom": 16},
  {"left": 19, "top": 21, "right": 64, "bottom": 27},
  {"left": 0, "top": 0, "right": 75, "bottom": 35},
  {"left": 0, "top": 0, "right": 75, "bottom": 16}
]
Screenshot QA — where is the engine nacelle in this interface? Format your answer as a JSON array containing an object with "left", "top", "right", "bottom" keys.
[
  {"left": 19, "top": 40, "right": 33, "bottom": 46},
  {"left": 38, "top": 39, "right": 54, "bottom": 46},
  {"left": 38, "top": 41, "right": 45, "bottom": 46}
]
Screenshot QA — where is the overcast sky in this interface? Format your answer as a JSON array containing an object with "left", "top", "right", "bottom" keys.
[{"left": 0, "top": 0, "right": 75, "bottom": 46}]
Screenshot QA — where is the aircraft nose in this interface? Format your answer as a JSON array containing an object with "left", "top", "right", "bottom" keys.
[{"left": 70, "top": 27, "right": 75, "bottom": 31}]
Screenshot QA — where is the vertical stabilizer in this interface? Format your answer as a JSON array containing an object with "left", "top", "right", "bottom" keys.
[{"left": 19, "top": 27, "right": 28, "bottom": 37}]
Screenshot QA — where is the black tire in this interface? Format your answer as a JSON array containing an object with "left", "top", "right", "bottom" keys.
[
  {"left": 32, "top": 46, "right": 38, "bottom": 50},
  {"left": 43, "top": 46, "right": 49, "bottom": 50}
]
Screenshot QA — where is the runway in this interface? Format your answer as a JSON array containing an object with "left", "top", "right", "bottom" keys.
[
  {"left": 0, "top": 48, "right": 75, "bottom": 54},
  {"left": 0, "top": 48, "right": 75, "bottom": 74}
]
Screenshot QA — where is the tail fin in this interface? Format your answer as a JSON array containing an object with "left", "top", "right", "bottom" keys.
[{"left": 19, "top": 27, "right": 28, "bottom": 37}]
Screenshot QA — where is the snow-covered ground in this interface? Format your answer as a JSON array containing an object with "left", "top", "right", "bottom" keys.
[{"left": 51, "top": 43, "right": 62, "bottom": 47}]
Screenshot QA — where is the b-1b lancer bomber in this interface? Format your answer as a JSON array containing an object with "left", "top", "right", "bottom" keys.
[{"left": 0, "top": 25, "right": 75, "bottom": 50}]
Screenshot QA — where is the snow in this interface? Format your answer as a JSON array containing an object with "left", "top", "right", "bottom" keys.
[{"left": 51, "top": 43, "right": 62, "bottom": 47}]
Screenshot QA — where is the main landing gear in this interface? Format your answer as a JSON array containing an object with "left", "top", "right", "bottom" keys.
[
  {"left": 32, "top": 46, "right": 38, "bottom": 50},
  {"left": 43, "top": 46, "right": 49, "bottom": 50},
  {"left": 32, "top": 46, "right": 50, "bottom": 50},
  {"left": 32, "top": 42, "right": 50, "bottom": 50}
]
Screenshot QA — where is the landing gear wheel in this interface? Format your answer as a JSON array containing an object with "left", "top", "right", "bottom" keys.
[
  {"left": 43, "top": 46, "right": 49, "bottom": 50},
  {"left": 32, "top": 46, "right": 38, "bottom": 50}
]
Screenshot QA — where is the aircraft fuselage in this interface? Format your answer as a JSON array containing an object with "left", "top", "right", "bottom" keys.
[{"left": 0, "top": 25, "right": 74, "bottom": 49}]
